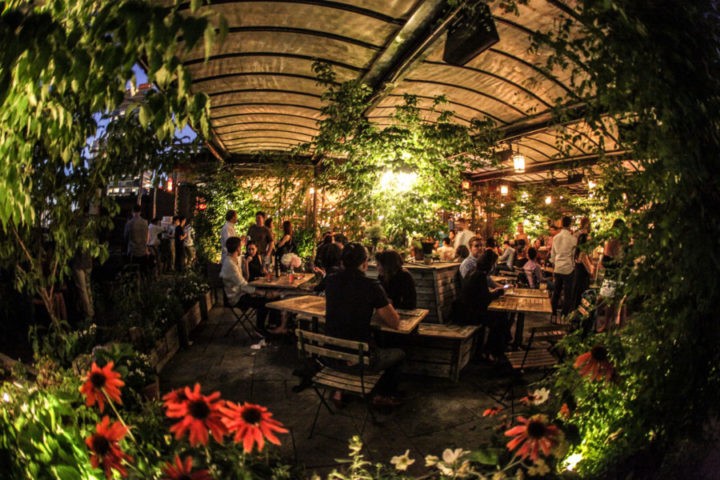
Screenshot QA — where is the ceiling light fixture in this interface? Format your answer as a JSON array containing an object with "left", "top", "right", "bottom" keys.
[
  {"left": 500, "top": 184, "right": 509, "bottom": 196},
  {"left": 512, "top": 144, "right": 525, "bottom": 173}
]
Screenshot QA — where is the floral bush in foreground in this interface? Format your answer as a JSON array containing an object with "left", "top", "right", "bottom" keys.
[{"left": 0, "top": 359, "right": 293, "bottom": 479}]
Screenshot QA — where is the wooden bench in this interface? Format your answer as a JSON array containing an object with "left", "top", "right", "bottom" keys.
[{"left": 400, "top": 324, "right": 481, "bottom": 382}]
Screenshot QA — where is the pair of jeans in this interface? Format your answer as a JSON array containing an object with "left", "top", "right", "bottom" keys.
[
  {"left": 551, "top": 272, "right": 575, "bottom": 316},
  {"left": 370, "top": 347, "right": 406, "bottom": 395}
]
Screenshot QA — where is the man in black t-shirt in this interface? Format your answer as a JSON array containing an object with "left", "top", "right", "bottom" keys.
[{"left": 325, "top": 243, "right": 405, "bottom": 405}]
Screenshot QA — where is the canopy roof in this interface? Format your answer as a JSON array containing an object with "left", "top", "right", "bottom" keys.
[{"left": 180, "top": 0, "right": 628, "bottom": 185}]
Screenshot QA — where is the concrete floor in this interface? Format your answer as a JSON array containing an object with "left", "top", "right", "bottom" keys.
[{"left": 160, "top": 306, "right": 549, "bottom": 477}]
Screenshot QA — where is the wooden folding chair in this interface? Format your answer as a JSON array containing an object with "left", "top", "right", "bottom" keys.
[
  {"left": 296, "top": 328, "right": 383, "bottom": 439},
  {"left": 223, "top": 290, "right": 262, "bottom": 339},
  {"left": 504, "top": 324, "right": 568, "bottom": 413}
]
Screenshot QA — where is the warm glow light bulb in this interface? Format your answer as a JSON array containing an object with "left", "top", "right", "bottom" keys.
[
  {"left": 309, "top": 187, "right": 315, "bottom": 195},
  {"left": 500, "top": 185, "right": 509, "bottom": 196},
  {"left": 588, "top": 180, "right": 596, "bottom": 189},
  {"left": 512, "top": 152, "right": 525, "bottom": 173},
  {"left": 545, "top": 195, "right": 552, "bottom": 204}
]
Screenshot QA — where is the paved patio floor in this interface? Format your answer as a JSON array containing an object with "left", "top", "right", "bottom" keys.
[{"left": 160, "top": 306, "right": 550, "bottom": 477}]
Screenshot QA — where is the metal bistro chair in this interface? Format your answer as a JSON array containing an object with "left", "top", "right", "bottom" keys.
[
  {"left": 296, "top": 328, "right": 383, "bottom": 439},
  {"left": 504, "top": 324, "right": 568, "bottom": 413},
  {"left": 223, "top": 290, "right": 263, "bottom": 340}
]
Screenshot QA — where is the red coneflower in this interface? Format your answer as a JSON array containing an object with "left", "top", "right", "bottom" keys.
[
  {"left": 483, "top": 407, "right": 503, "bottom": 417},
  {"left": 559, "top": 403, "right": 571, "bottom": 419},
  {"left": 166, "top": 383, "right": 227, "bottom": 446},
  {"left": 163, "top": 387, "right": 189, "bottom": 409},
  {"left": 80, "top": 362, "right": 125, "bottom": 412},
  {"left": 85, "top": 416, "right": 132, "bottom": 479},
  {"left": 162, "top": 455, "right": 212, "bottom": 480},
  {"left": 574, "top": 345, "right": 615, "bottom": 382},
  {"left": 221, "top": 401, "right": 288, "bottom": 453},
  {"left": 505, "top": 414, "right": 562, "bottom": 462}
]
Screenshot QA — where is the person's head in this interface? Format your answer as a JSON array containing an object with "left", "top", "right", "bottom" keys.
[
  {"left": 132, "top": 204, "right": 142, "bottom": 215},
  {"left": 503, "top": 240, "right": 511, "bottom": 247},
  {"left": 321, "top": 231, "right": 333, "bottom": 245},
  {"left": 282, "top": 220, "right": 292, "bottom": 236},
  {"left": 246, "top": 241, "right": 258, "bottom": 257},
  {"left": 265, "top": 217, "right": 273, "bottom": 229},
  {"left": 528, "top": 247, "right": 538, "bottom": 261},
  {"left": 323, "top": 243, "right": 342, "bottom": 269},
  {"left": 333, "top": 233, "right": 348, "bottom": 247},
  {"left": 533, "top": 238, "right": 541, "bottom": 248},
  {"left": 485, "top": 237, "right": 496, "bottom": 249},
  {"left": 612, "top": 218, "right": 625, "bottom": 230},
  {"left": 561, "top": 216, "right": 573, "bottom": 229},
  {"left": 476, "top": 250, "right": 498, "bottom": 274},
  {"left": 151, "top": 217, "right": 161, "bottom": 225},
  {"left": 442, "top": 237, "right": 451, "bottom": 246},
  {"left": 226, "top": 210, "right": 237, "bottom": 223},
  {"left": 455, "top": 245, "right": 470, "bottom": 260},
  {"left": 517, "top": 223, "right": 525, "bottom": 233},
  {"left": 549, "top": 225, "right": 560, "bottom": 236},
  {"left": 178, "top": 216, "right": 186, "bottom": 226},
  {"left": 172, "top": 215, "right": 180, "bottom": 225},
  {"left": 376, "top": 250, "right": 404, "bottom": 279},
  {"left": 226, "top": 236, "right": 243, "bottom": 256},
  {"left": 448, "top": 229, "right": 456, "bottom": 240},
  {"left": 468, "top": 236, "right": 483, "bottom": 258},
  {"left": 255, "top": 211, "right": 266, "bottom": 226},
  {"left": 456, "top": 218, "right": 467, "bottom": 231},
  {"left": 341, "top": 243, "right": 368, "bottom": 271},
  {"left": 579, "top": 216, "right": 590, "bottom": 230}
]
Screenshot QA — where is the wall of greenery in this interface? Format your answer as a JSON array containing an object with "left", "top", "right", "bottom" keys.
[
  {"left": 529, "top": 0, "right": 720, "bottom": 477},
  {"left": 308, "top": 62, "right": 500, "bottom": 245}
]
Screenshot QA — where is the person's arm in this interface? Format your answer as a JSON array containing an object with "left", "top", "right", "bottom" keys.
[
  {"left": 376, "top": 304, "right": 400, "bottom": 329},
  {"left": 277, "top": 234, "right": 291, "bottom": 248}
]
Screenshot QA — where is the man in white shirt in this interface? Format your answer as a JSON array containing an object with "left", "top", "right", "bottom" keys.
[
  {"left": 550, "top": 216, "right": 577, "bottom": 317},
  {"left": 220, "top": 236, "right": 278, "bottom": 333},
  {"left": 453, "top": 218, "right": 474, "bottom": 250},
  {"left": 220, "top": 210, "right": 238, "bottom": 264}
]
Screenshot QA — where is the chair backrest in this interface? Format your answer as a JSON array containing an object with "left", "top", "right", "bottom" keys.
[{"left": 297, "top": 329, "right": 371, "bottom": 367}]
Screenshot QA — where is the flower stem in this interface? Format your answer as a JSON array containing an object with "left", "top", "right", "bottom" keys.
[{"left": 103, "top": 389, "right": 138, "bottom": 444}]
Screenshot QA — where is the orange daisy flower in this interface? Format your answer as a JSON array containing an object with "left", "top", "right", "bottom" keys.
[
  {"left": 162, "top": 455, "right": 212, "bottom": 480},
  {"left": 80, "top": 361, "right": 124, "bottom": 412},
  {"left": 504, "top": 414, "right": 562, "bottom": 462},
  {"left": 574, "top": 345, "right": 615, "bottom": 382},
  {"left": 85, "top": 416, "right": 132, "bottom": 479},
  {"left": 163, "top": 387, "right": 189, "bottom": 408},
  {"left": 221, "top": 401, "right": 288, "bottom": 453},
  {"left": 166, "top": 383, "right": 227, "bottom": 446},
  {"left": 483, "top": 407, "right": 503, "bottom": 417}
]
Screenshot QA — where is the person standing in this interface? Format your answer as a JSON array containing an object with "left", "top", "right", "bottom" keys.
[
  {"left": 550, "top": 216, "right": 577, "bottom": 317},
  {"left": 325, "top": 243, "right": 404, "bottom": 406},
  {"left": 220, "top": 210, "right": 238, "bottom": 265},
  {"left": 247, "top": 211, "right": 273, "bottom": 264},
  {"left": 184, "top": 218, "right": 196, "bottom": 268},
  {"left": 453, "top": 218, "right": 473, "bottom": 250},
  {"left": 174, "top": 216, "right": 187, "bottom": 272},
  {"left": 276, "top": 220, "right": 297, "bottom": 257},
  {"left": 570, "top": 233, "right": 594, "bottom": 310},
  {"left": 124, "top": 204, "right": 149, "bottom": 271},
  {"left": 147, "top": 217, "right": 163, "bottom": 274},
  {"left": 167, "top": 216, "right": 178, "bottom": 270}
]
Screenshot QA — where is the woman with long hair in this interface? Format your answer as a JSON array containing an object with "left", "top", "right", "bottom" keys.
[{"left": 375, "top": 250, "right": 416, "bottom": 310}]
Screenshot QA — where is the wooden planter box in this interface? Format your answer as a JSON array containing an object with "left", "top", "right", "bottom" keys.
[
  {"left": 399, "top": 324, "right": 480, "bottom": 382},
  {"left": 150, "top": 324, "right": 180, "bottom": 373},
  {"left": 200, "top": 291, "right": 213, "bottom": 322}
]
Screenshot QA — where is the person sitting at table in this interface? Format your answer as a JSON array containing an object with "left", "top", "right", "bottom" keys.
[
  {"left": 458, "top": 250, "right": 508, "bottom": 360},
  {"left": 453, "top": 244, "right": 470, "bottom": 263},
  {"left": 497, "top": 240, "right": 515, "bottom": 272},
  {"left": 459, "top": 237, "right": 483, "bottom": 279},
  {"left": 313, "top": 243, "right": 342, "bottom": 293},
  {"left": 376, "top": 250, "right": 417, "bottom": 310},
  {"left": 523, "top": 247, "right": 548, "bottom": 289},
  {"left": 220, "top": 236, "right": 280, "bottom": 334},
  {"left": 325, "top": 243, "right": 405, "bottom": 407},
  {"left": 243, "top": 241, "right": 265, "bottom": 281},
  {"left": 437, "top": 237, "right": 455, "bottom": 262}
]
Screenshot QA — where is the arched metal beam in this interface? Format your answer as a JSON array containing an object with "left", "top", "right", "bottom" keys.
[
  {"left": 369, "top": 106, "right": 471, "bottom": 123},
  {"left": 208, "top": 88, "right": 323, "bottom": 100},
  {"left": 422, "top": 60, "right": 554, "bottom": 109},
  {"left": 488, "top": 48, "right": 574, "bottom": 95},
  {"left": 178, "top": 0, "right": 403, "bottom": 25},
  {"left": 221, "top": 128, "right": 315, "bottom": 139},
  {"left": 223, "top": 26, "right": 382, "bottom": 50},
  {"left": 210, "top": 102, "right": 323, "bottom": 114},
  {"left": 184, "top": 52, "right": 363, "bottom": 73},
  {"left": 223, "top": 134, "right": 309, "bottom": 143},
  {"left": 192, "top": 71, "right": 335, "bottom": 86},
  {"left": 381, "top": 94, "right": 508, "bottom": 125},
  {"left": 214, "top": 121, "right": 319, "bottom": 134},
  {"left": 516, "top": 142, "right": 553, "bottom": 161},
  {"left": 212, "top": 112, "right": 321, "bottom": 124}
]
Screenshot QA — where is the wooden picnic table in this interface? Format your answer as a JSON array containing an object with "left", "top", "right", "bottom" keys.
[
  {"left": 249, "top": 273, "right": 314, "bottom": 289},
  {"left": 266, "top": 295, "right": 429, "bottom": 334},
  {"left": 505, "top": 287, "right": 550, "bottom": 298},
  {"left": 488, "top": 295, "right": 553, "bottom": 315}
]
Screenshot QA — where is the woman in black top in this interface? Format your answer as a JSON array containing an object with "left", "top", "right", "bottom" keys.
[
  {"left": 313, "top": 243, "right": 342, "bottom": 293},
  {"left": 244, "top": 242, "right": 265, "bottom": 281},
  {"left": 276, "top": 220, "right": 297, "bottom": 257},
  {"left": 376, "top": 250, "right": 417, "bottom": 310},
  {"left": 460, "top": 250, "right": 508, "bottom": 358},
  {"left": 570, "top": 233, "right": 593, "bottom": 310}
]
